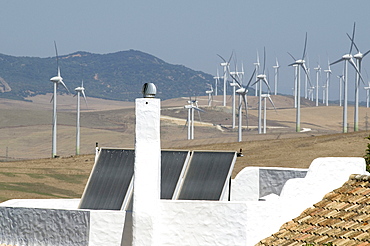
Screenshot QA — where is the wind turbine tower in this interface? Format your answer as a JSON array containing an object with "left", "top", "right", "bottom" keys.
[
  {"left": 330, "top": 22, "right": 362, "bottom": 133},
  {"left": 220, "top": 60, "right": 230, "bottom": 107},
  {"left": 273, "top": 58, "right": 279, "bottom": 95},
  {"left": 288, "top": 33, "right": 311, "bottom": 132},
  {"left": 254, "top": 51, "right": 260, "bottom": 97},
  {"left": 74, "top": 80, "right": 87, "bottom": 155},
  {"left": 49, "top": 41, "right": 70, "bottom": 158},
  {"left": 314, "top": 64, "right": 321, "bottom": 106},
  {"left": 323, "top": 62, "right": 332, "bottom": 106},
  {"left": 213, "top": 69, "right": 220, "bottom": 96}
]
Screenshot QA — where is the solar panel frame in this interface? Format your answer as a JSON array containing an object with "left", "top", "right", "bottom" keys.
[
  {"left": 175, "top": 150, "right": 237, "bottom": 201},
  {"left": 160, "top": 150, "right": 191, "bottom": 200},
  {"left": 78, "top": 148, "right": 135, "bottom": 210}
]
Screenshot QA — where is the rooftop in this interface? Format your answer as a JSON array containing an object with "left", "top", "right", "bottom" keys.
[{"left": 256, "top": 174, "right": 370, "bottom": 246}]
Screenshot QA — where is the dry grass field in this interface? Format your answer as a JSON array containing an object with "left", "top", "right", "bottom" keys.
[{"left": 0, "top": 94, "right": 370, "bottom": 203}]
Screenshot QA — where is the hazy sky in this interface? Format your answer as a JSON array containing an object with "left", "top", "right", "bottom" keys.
[{"left": 1, "top": 1, "right": 370, "bottom": 101}]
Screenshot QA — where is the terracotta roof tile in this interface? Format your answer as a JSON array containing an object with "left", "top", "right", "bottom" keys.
[{"left": 255, "top": 174, "right": 370, "bottom": 246}]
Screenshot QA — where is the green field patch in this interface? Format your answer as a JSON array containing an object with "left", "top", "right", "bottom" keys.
[
  {"left": 0, "top": 182, "right": 79, "bottom": 198},
  {"left": 0, "top": 172, "right": 18, "bottom": 177},
  {"left": 44, "top": 174, "right": 86, "bottom": 184},
  {"left": 27, "top": 173, "right": 46, "bottom": 179}
]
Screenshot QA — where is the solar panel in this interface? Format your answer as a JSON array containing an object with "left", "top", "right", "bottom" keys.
[
  {"left": 78, "top": 148, "right": 135, "bottom": 210},
  {"left": 161, "top": 150, "right": 190, "bottom": 199},
  {"left": 176, "top": 151, "right": 236, "bottom": 201}
]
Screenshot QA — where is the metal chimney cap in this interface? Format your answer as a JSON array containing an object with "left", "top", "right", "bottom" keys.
[{"left": 142, "top": 83, "right": 156, "bottom": 98}]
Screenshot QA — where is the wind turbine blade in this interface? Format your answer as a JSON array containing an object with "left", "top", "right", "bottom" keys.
[
  {"left": 262, "top": 78, "right": 272, "bottom": 93},
  {"left": 227, "top": 51, "right": 233, "bottom": 64},
  {"left": 346, "top": 33, "right": 359, "bottom": 53},
  {"left": 228, "top": 68, "right": 242, "bottom": 88},
  {"left": 54, "top": 41, "right": 59, "bottom": 71},
  {"left": 349, "top": 22, "right": 356, "bottom": 54},
  {"left": 302, "top": 32, "right": 308, "bottom": 60},
  {"left": 302, "top": 63, "right": 312, "bottom": 87},
  {"left": 246, "top": 68, "right": 257, "bottom": 89},
  {"left": 268, "top": 95, "right": 277, "bottom": 112},
  {"left": 50, "top": 94, "right": 54, "bottom": 103},
  {"left": 82, "top": 90, "right": 88, "bottom": 107},
  {"left": 217, "top": 54, "right": 227, "bottom": 63},
  {"left": 349, "top": 58, "right": 366, "bottom": 84},
  {"left": 363, "top": 49, "right": 370, "bottom": 58},
  {"left": 59, "top": 80, "right": 70, "bottom": 94},
  {"left": 288, "top": 62, "right": 297, "bottom": 67},
  {"left": 263, "top": 47, "right": 266, "bottom": 74},
  {"left": 242, "top": 94, "right": 249, "bottom": 129},
  {"left": 287, "top": 52, "right": 296, "bottom": 61},
  {"left": 330, "top": 58, "right": 345, "bottom": 66},
  {"left": 276, "top": 57, "right": 279, "bottom": 67}
]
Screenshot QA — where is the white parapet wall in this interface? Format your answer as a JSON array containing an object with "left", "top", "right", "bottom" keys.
[{"left": 157, "top": 200, "right": 248, "bottom": 246}]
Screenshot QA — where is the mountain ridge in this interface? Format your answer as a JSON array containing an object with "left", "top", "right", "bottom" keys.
[{"left": 0, "top": 49, "right": 223, "bottom": 101}]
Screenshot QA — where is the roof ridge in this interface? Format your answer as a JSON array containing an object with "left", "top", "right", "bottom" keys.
[{"left": 349, "top": 174, "right": 370, "bottom": 181}]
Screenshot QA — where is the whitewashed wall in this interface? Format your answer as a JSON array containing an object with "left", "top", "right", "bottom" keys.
[{"left": 158, "top": 200, "right": 248, "bottom": 246}]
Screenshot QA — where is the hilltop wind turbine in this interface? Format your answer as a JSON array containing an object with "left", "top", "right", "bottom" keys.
[
  {"left": 74, "top": 80, "right": 88, "bottom": 155},
  {"left": 323, "top": 60, "right": 332, "bottom": 106},
  {"left": 184, "top": 98, "right": 204, "bottom": 140},
  {"left": 330, "top": 22, "right": 363, "bottom": 133},
  {"left": 205, "top": 84, "right": 214, "bottom": 106},
  {"left": 261, "top": 93, "right": 277, "bottom": 134},
  {"left": 313, "top": 63, "right": 321, "bottom": 106},
  {"left": 254, "top": 51, "right": 260, "bottom": 96},
  {"left": 288, "top": 32, "right": 311, "bottom": 132},
  {"left": 229, "top": 67, "right": 256, "bottom": 142},
  {"left": 346, "top": 29, "right": 370, "bottom": 131},
  {"left": 252, "top": 47, "right": 272, "bottom": 134},
  {"left": 218, "top": 54, "right": 232, "bottom": 107},
  {"left": 273, "top": 58, "right": 279, "bottom": 95},
  {"left": 213, "top": 69, "right": 221, "bottom": 96},
  {"left": 49, "top": 41, "right": 70, "bottom": 158}
]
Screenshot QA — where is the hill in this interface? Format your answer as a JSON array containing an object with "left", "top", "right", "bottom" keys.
[{"left": 0, "top": 50, "right": 228, "bottom": 101}]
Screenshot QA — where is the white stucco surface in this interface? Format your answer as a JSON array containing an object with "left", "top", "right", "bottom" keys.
[
  {"left": 133, "top": 98, "right": 161, "bottom": 246},
  {"left": 0, "top": 198, "right": 80, "bottom": 209},
  {"left": 158, "top": 200, "right": 248, "bottom": 246}
]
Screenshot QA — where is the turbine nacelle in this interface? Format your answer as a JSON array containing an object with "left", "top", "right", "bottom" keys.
[
  {"left": 220, "top": 62, "right": 229, "bottom": 67},
  {"left": 74, "top": 87, "right": 85, "bottom": 92},
  {"left": 257, "top": 74, "right": 267, "bottom": 80},
  {"left": 354, "top": 52, "right": 363, "bottom": 59},
  {"left": 50, "top": 76, "right": 62, "bottom": 83},
  {"left": 236, "top": 87, "right": 248, "bottom": 95},
  {"left": 342, "top": 54, "right": 353, "bottom": 60}
]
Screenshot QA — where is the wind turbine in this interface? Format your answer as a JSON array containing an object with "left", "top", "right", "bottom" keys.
[
  {"left": 337, "top": 75, "right": 344, "bottom": 106},
  {"left": 288, "top": 32, "right": 311, "bottom": 132},
  {"left": 323, "top": 60, "right": 332, "bottom": 106},
  {"left": 213, "top": 69, "right": 220, "bottom": 96},
  {"left": 229, "top": 68, "right": 256, "bottom": 142},
  {"left": 74, "top": 80, "right": 88, "bottom": 155},
  {"left": 205, "top": 84, "right": 213, "bottom": 106},
  {"left": 313, "top": 63, "right": 321, "bottom": 107},
  {"left": 253, "top": 51, "right": 260, "bottom": 97},
  {"left": 252, "top": 47, "right": 272, "bottom": 134},
  {"left": 261, "top": 93, "right": 277, "bottom": 134},
  {"left": 346, "top": 29, "right": 370, "bottom": 131},
  {"left": 273, "top": 58, "right": 279, "bottom": 95},
  {"left": 49, "top": 41, "right": 70, "bottom": 158},
  {"left": 184, "top": 98, "right": 204, "bottom": 140},
  {"left": 330, "top": 22, "right": 363, "bottom": 133},
  {"left": 229, "top": 62, "right": 244, "bottom": 129},
  {"left": 218, "top": 53, "right": 232, "bottom": 107}
]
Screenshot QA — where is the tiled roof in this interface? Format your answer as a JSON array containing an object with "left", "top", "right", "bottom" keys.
[{"left": 256, "top": 174, "right": 370, "bottom": 246}]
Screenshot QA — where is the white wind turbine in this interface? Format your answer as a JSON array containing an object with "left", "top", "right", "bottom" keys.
[
  {"left": 313, "top": 63, "right": 321, "bottom": 107},
  {"left": 218, "top": 54, "right": 232, "bottom": 107},
  {"left": 252, "top": 47, "right": 272, "bottom": 134},
  {"left": 254, "top": 51, "right": 260, "bottom": 97},
  {"left": 184, "top": 98, "right": 204, "bottom": 140},
  {"left": 213, "top": 69, "right": 221, "bottom": 96},
  {"left": 229, "top": 68, "right": 256, "bottom": 142},
  {"left": 323, "top": 60, "right": 332, "bottom": 106},
  {"left": 229, "top": 62, "right": 244, "bottom": 129},
  {"left": 273, "top": 58, "right": 279, "bottom": 95},
  {"left": 261, "top": 93, "right": 277, "bottom": 134},
  {"left": 49, "top": 41, "right": 70, "bottom": 158},
  {"left": 288, "top": 33, "right": 311, "bottom": 132},
  {"left": 330, "top": 22, "right": 363, "bottom": 133},
  {"left": 74, "top": 80, "right": 88, "bottom": 155},
  {"left": 205, "top": 84, "right": 214, "bottom": 106},
  {"left": 346, "top": 29, "right": 370, "bottom": 132}
]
